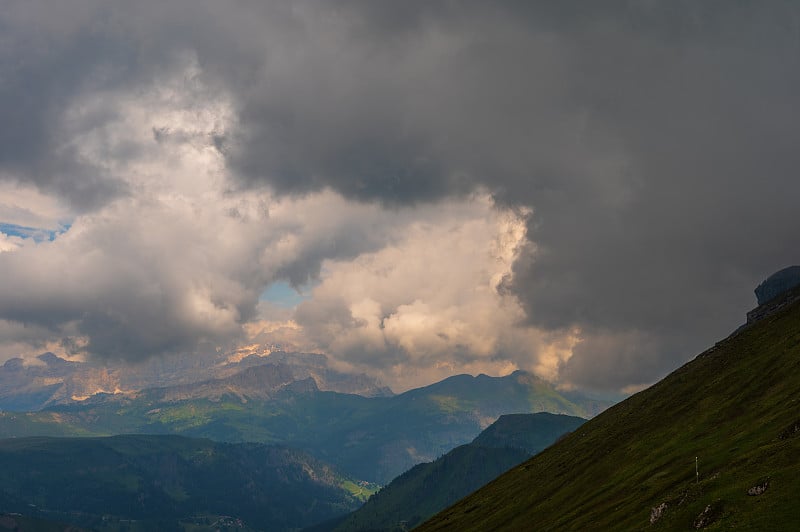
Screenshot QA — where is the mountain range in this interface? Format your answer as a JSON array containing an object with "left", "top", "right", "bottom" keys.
[
  {"left": 0, "top": 318, "right": 616, "bottom": 529},
  {"left": 0, "top": 349, "right": 392, "bottom": 412},
  {"left": 0, "top": 362, "right": 610, "bottom": 485}
]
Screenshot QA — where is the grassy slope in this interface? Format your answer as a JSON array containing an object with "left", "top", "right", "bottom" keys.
[
  {"left": 419, "top": 295, "right": 800, "bottom": 531},
  {"left": 335, "top": 445, "right": 531, "bottom": 532},
  {"left": 335, "top": 413, "right": 585, "bottom": 532}
]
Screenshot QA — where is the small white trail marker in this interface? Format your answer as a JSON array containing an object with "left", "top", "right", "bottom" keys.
[{"left": 696, "top": 456, "right": 699, "bottom": 484}]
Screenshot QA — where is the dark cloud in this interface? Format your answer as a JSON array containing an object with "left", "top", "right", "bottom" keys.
[
  {"left": 0, "top": 4, "right": 143, "bottom": 210},
  {"left": 496, "top": 2, "right": 800, "bottom": 387}
]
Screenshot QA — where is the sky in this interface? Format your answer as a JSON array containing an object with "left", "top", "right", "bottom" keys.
[{"left": 1, "top": 1, "right": 799, "bottom": 393}]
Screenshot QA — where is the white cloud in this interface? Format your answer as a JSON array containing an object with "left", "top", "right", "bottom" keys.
[
  {"left": 290, "top": 196, "right": 577, "bottom": 391},
  {"left": 0, "top": 233, "right": 24, "bottom": 253},
  {"left": 0, "top": 53, "right": 268, "bottom": 360}
]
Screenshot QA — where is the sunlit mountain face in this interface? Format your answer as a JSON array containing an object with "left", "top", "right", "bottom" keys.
[{"left": 0, "top": 348, "right": 393, "bottom": 411}]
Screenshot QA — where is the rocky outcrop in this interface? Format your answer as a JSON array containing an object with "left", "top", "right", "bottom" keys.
[
  {"left": 747, "top": 481, "right": 769, "bottom": 496},
  {"left": 649, "top": 502, "right": 668, "bottom": 524},
  {"left": 746, "top": 283, "right": 800, "bottom": 325},
  {"left": 754, "top": 266, "right": 800, "bottom": 305},
  {"left": 779, "top": 419, "right": 800, "bottom": 440},
  {"left": 693, "top": 500, "right": 722, "bottom": 529},
  {"left": 745, "top": 266, "right": 800, "bottom": 325}
]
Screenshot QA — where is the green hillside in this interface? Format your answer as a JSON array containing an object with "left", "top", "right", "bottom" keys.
[
  {"left": 333, "top": 413, "right": 584, "bottom": 532},
  {"left": 471, "top": 413, "right": 586, "bottom": 453},
  {"left": 0, "top": 435, "right": 364, "bottom": 531},
  {"left": 0, "top": 372, "right": 609, "bottom": 484},
  {"left": 419, "top": 289, "right": 800, "bottom": 530},
  {"left": 335, "top": 445, "right": 529, "bottom": 532}
]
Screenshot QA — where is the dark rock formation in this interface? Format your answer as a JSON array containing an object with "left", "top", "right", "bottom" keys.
[
  {"left": 755, "top": 266, "right": 800, "bottom": 305},
  {"left": 747, "top": 283, "right": 800, "bottom": 325},
  {"left": 746, "top": 266, "right": 800, "bottom": 325}
]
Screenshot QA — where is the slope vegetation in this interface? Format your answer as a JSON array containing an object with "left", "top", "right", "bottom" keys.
[
  {"left": 0, "top": 435, "right": 364, "bottom": 531},
  {"left": 419, "top": 290, "right": 800, "bottom": 530},
  {"left": 334, "top": 413, "right": 584, "bottom": 531}
]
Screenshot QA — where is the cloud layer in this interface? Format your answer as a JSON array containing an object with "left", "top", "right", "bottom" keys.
[{"left": 1, "top": 1, "right": 799, "bottom": 391}]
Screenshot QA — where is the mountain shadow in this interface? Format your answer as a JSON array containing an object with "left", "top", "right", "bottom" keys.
[{"left": 331, "top": 412, "right": 585, "bottom": 531}]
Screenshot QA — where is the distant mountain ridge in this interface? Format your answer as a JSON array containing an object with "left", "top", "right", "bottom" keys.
[
  {"left": 0, "top": 370, "right": 612, "bottom": 484},
  {"left": 141, "top": 363, "right": 317, "bottom": 403},
  {"left": 0, "top": 350, "right": 392, "bottom": 411}
]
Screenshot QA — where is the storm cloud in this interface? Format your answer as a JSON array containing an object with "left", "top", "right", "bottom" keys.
[{"left": 1, "top": 1, "right": 798, "bottom": 391}]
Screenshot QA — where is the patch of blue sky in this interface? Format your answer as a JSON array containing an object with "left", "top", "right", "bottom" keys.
[
  {"left": 260, "top": 281, "right": 313, "bottom": 308},
  {"left": 0, "top": 222, "right": 72, "bottom": 242}
]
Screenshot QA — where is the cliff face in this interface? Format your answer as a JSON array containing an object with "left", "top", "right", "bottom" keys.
[
  {"left": 754, "top": 265, "right": 800, "bottom": 305},
  {"left": 747, "top": 284, "right": 800, "bottom": 325}
]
